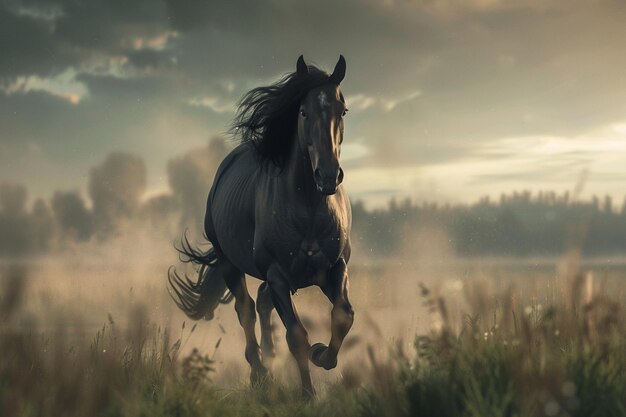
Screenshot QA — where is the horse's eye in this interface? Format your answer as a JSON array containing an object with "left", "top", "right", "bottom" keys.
[
  {"left": 342, "top": 108, "right": 348, "bottom": 117},
  {"left": 300, "top": 109, "right": 307, "bottom": 118}
]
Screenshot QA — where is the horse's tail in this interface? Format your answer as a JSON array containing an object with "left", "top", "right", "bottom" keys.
[{"left": 167, "top": 233, "right": 234, "bottom": 321}]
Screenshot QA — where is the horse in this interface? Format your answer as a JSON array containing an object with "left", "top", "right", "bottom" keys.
[{"left": 168, "top": 55, "right": 353, "bottom": 397}]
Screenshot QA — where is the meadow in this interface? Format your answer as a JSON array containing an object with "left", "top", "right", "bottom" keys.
[{"left": 1, "top": 239, "right": 624, "bottom": 417}]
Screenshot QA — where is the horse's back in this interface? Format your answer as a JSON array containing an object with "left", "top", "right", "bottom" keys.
[{"left": 205, "top": 143, "right": 262, "bottom": 277}]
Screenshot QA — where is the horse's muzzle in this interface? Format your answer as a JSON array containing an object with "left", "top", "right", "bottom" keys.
[
  {"left": 314, "top": 167, "right": 343, "bottom": 195},
  {"left": 317, "top": 184, "right": 338, "bottom": 195}
]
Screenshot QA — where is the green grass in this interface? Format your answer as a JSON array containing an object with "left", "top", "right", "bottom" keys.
[{"left": 1, "top": 263, "right": 625, "bottom": 417}]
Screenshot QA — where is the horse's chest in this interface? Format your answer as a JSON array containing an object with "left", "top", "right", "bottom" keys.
[{"left": 269, "top": 209, "right": 344, "bottom": 283}]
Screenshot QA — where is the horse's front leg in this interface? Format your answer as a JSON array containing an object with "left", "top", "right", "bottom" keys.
[
  {"left": 256, "top": 282, "right": 276, "bottom": 366},
  {"left": 266, "top": 264, "right": 314, "bottom": 397},
  {"left": 310, "top": 258, "right": 354, "bottom": 370}
]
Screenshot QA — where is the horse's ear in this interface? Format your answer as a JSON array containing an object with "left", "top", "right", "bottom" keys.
[
  {"left": 296, "top": 55, "right": 309, "bottom": 77},
  {"left": 329, "top": 55, "right": 346, "bottom": 85}
]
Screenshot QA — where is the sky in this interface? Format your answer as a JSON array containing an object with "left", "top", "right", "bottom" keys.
[{"left": 1, "top": 0, "right": 626, "bottom": 208}]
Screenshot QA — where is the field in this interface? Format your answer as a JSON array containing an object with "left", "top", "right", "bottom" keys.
[{"left": 1, "top": 246, "right": 625, "bottom": 417}]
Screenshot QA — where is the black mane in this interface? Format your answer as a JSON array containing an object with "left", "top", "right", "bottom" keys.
[{"left": 231, "top": 66, "right": 331, "bottom": 167}]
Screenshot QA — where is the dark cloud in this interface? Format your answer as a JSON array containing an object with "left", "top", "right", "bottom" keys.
[
  {"left": 0, "top": 5, "right": 72, "bottom": 78},
  {"left": 126, "top": 49, "right": 169, "bottom": 69},
  {"left": 53, "top": 0, "right": 166, "bottom": 50},
  {"left": 164, "top": 0, "right": 268, "bottom": 32}
]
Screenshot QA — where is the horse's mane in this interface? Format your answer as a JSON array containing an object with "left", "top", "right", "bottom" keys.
[{"left": 231, "top": 65, "right": 331, "bottom": 168}]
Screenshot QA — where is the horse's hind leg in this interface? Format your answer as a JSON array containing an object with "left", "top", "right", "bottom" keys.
[
  {"left": 310, "top": 259, "right": 354, "bottom": 370},
  {"left": 256, "top": 282, "right": 276, "bottom": 366},
  {"left": 220, "top": 261, "right": 268, "bottom": 383}
]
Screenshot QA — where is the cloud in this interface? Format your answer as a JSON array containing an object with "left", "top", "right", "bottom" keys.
[
  {"left": 187, "top": 96, "right": 235, "bottom": 114},
  {"left": 88, "top": 152, "right": 147, "bottom": 233},
  {"left": 0, "top": 182, "right": 27, "bottom": 215},
  {"left": 0, "top": 5, "right": 72, "bottom": 78},
  {"left": 125, "top": 48, "right": 173, "bottom": 70},
  {"left": 1, "top": 69, "right": 88, "bottom": 104},
  {"left": 166, "top": 137, "right": 229, "bottom": 230},
  {"left": 51, "top": 190, "right": 94, "bottom": 241},
  {"left": 2, "top": 0, "right": 626, "bottom": 204}
]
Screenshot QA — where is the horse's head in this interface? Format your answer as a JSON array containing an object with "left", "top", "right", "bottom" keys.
[{"left": 296, "top": 55, "right": 348, "bottom": 195}]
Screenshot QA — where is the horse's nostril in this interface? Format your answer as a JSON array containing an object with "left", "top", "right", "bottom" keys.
[
  {"left": 314, "top": 168, "right": 322, "bottom": 183},
  {"left": 337, "top": 168, "right": 344, "bottom": 184}
]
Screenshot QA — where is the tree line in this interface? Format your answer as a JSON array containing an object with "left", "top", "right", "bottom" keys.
[
  {"left": 0, "top": 138, "right": 228, "bottom": 257},
  {"left": 352, "top": 191, "right": 626, "bottom": 257}
]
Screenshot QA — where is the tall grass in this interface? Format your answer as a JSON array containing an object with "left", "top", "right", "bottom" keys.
[
  {"left": 402, "top": 273, "right": 624, "bottom": 417},
  {"left": 1, "top": 258, "right": 624, "bottom": 417}
]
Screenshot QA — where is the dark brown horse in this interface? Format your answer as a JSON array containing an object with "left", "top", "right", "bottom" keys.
[{"left": 168, "top": 55, "right": 353, "bottom": 397}]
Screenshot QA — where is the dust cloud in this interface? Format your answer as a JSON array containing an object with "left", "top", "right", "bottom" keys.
[{"left": 4, "top": 213, "right": 624, "bottom": 391}]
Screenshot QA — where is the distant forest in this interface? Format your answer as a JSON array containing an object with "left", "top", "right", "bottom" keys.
[
  {"left": 353, "top": 191, "right": 626, "bottom": 257},
  {"left": 1, "top": 139, "right": 625, "bottom": 258}
]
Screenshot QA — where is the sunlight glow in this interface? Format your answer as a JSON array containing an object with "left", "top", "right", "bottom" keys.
[
  {"left": 349, "top": 121, "right": 626, "bottom": 207},
  {"left": 129, "top": 31, "right": 179, "bottom": 51},
  {"left": 346, "top": 90, "right": 422, "bottom": 112},
  {"left": 341, "top": 141, "right": 370, "bottom": 162},
  {"left": 497, "top": 135, "right": 626, "bottom": 156}
]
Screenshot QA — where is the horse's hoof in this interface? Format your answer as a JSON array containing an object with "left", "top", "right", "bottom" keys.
[
  {"left": 309, "top": 343, "right": 337, "bottom": 370},
  {"left": 302, "top": 386, "right": 316, "bottom": 400},
  {"left": 250, "top": 366, "right": 271, "bottom": 385}
]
